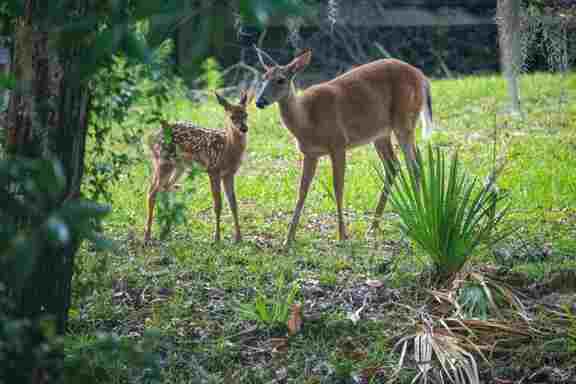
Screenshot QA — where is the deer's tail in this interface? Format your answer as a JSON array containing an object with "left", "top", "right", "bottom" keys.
[{"left": 420, "top": 79, "right": 434, "bottom": 140}]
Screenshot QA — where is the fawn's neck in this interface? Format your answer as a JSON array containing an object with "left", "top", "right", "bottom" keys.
[{"left": 221, "top": 124, "right": 246, "bottom": 165}]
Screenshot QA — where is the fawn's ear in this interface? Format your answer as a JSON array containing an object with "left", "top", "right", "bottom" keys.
[
  {"left": 286, "top": 48, "right": 312, "bottom": 76},
  {"left": 215, "top": 91, "right": 232, "bottom": 110}
]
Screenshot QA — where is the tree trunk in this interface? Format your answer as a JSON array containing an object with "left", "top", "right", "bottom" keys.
[
  {"left": 497, "top": 0, "right": 523, "bottom": 116},
  {"left": 5, "top": 3, "right": 90, "bottom": 335}
]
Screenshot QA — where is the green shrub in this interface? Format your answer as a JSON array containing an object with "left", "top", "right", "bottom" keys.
[
  {"left": 0, "top": 158, "right": 161, "bottom": 383},
  {"left": 383, "top": 145, "right": 511, "bottom": 280},
  {"left": 198, "top": 57, "right": 223, "bottom": 90},
  {"left": 238, "top": 278, "right": 301, "bottom": 331}
]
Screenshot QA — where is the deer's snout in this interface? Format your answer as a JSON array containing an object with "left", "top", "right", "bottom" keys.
[{"left": 255, "top": 97, "right": 269, "bottom": 109}]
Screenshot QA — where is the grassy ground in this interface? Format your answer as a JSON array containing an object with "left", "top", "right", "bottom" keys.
[{"left": 70, "top": 72, "right": 576, "bottom": 383}]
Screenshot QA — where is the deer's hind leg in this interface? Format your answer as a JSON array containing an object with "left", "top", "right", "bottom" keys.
[
  {"left": 145, "top": 156, "right": 176, "bottom": 244},
  {"left": 208, "top": 172, "right": 223, "bottom": 243},
  {"left": 369, "top": 136, "right": 399, "bottom": 233},
  {"left": 394, "top": 112, "right": 420, "bottom": 179},
  {"left": 164, "top": 164, "right": 186, "bottom": 191},
  {"left": 330, "top": 149, "right": 348, "bottom": 241},
  {"left": 223, "top": 174, "right": 241, "bottom": 243}
]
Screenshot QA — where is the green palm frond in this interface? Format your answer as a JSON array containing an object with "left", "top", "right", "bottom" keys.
[{"left": 379, "top": 144, "right": 512, "bottom": 279}]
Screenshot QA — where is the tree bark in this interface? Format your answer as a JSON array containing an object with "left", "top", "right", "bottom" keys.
[
  {"left": 5, "top": 2, "right": 90, "bottom": 334},
  {"left": 497, "top": 0, "right": 523, "bottom": 116}
]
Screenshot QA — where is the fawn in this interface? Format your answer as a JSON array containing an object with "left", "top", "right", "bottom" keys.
[
  {"left": 144, "top": 90, "right": 253, "bottom": 244},
  {"left": 254, "top": 48, "right": 433, "bottom": 246}
]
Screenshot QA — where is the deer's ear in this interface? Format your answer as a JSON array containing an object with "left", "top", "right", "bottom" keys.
[
  {"left": 215, "top": 91, "right": 231, "bottom": 109},
  {"left": 286, "top": 48, "right": 312, "bottom": 75}
]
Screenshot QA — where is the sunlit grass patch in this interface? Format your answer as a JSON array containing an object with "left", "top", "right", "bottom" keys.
[{"left": 74, "top": 70, "right": 576, "bottom": 383}]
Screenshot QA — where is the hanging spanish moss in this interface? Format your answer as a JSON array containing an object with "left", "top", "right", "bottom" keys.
[
  {"left": 286, "top": 16, "right": 303, "bottom": 50},
  {"left": 327, "top": 0, "right": 339, "bottom": 31}
]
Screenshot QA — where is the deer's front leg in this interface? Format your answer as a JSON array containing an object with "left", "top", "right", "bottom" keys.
[
  {"left": 285, "top": 155, "right": 319, "bottom": 247},
  {"left": 330, "top": 149, "right": 348, "bottom": 241},
  {"left": 223, "top": 174, "right": 241, "bottom": 243},
  {"left": 208, "top": 173, "right": 223, "bottom": 243}
]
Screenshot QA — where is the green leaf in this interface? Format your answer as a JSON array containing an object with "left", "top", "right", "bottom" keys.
[{"left": 0, "top": 73, "right": 16, "bottom": 90}]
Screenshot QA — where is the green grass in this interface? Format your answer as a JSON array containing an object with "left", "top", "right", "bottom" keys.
[{"left": 71, "top": 71, "right": 576, "bottom": 383}]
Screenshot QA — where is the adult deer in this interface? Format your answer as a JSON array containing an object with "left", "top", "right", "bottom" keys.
[
  {"left": 144, "top": 90, "right": 253, "bottom": 244},
  {"left": 254, "top": 48, "right": 433, "bottom": 246}
]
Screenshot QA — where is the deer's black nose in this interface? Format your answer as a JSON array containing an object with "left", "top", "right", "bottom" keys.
[{"left": 255, "top": 98, "right": 269, "bottom": 109}]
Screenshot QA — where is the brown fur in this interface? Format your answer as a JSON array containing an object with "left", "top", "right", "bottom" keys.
[
  {"left": 255, "top": 49, "right": 433, "bottom": 245},
  {"left": 144, "top": 90, "right": 253, "bottom": 244}
]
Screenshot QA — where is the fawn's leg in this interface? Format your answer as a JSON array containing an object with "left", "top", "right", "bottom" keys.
[
  {"left": 164, "top": 165, "right": 186, "bottom": 191},
  {"left": 145, "top": 159, "right": 175, "bottom": 243},
  {"left": 368, "top": 136, "right": 399, "bottom": 233},
  {"left": 208, "top": 172, "right": 223, "bottom": 243},
  {"left": 330, "top": 149, "right": 348, "bottom": 241},
  {"left": 285, "top": 155, "right": 319, "bottom": 246},
  {"left": 223, "top": 174, "right": 241, "bottom": 243}
]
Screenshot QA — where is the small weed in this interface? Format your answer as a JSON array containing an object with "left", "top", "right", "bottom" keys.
[{"left": 238, "top": 277, "right": 301, "bottom": 331}]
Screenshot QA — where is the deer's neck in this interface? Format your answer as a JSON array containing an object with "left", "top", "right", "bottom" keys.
[
  {"left": 224, "top": 126, "right": 246, "bottom": 148},
  {"left": 278, "top": 86, "right": 306, "bottom": 138},
  {"left": 220, "top": 126, "right": 246, "bottom": 169}
]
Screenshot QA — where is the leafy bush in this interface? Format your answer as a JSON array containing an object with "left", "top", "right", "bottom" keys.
[
  {"left": 238, "top": 278, "right": 301, "bottom": 331},
  {"left": 198, "top": 57, "right": 224, "bottom": 90},
  {"left": 382, "top": 145, "right": 511, "bottom": 280},
  {"left": 156, "top": 191, "right": 188, "bottom": 241},
  {"left": 63, "top": 332, "right": 162, "bottom": 384},
  {"left": 0, "top": 158, "right": 110, "bottom": 291},
  {"left": 0, "top": 157, "right": 162, "bottom": 383}
]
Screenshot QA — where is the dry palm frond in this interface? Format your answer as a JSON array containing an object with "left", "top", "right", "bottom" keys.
[
  {"left": 390, "top": 315, "right": 480, "bottom": 384},
  {"left": 440, "top": 318, "right": 541, "bottom": 354}
]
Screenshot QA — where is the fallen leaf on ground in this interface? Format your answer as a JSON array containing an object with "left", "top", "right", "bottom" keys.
[
  {"left": 287, "top": 303, "right": 303, "bottom": 335},
  {"left": 366, "top": 279, "right": 384, "bottom": 288}
]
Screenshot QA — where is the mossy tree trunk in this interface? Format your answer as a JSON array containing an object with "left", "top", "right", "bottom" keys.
[{"left": 5, "top": 1, "right": 91, "bottom": 334}]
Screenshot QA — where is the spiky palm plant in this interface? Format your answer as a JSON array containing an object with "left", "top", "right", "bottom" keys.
[{"left": 381, "top": 145, "right": 511, "bottom": 281}]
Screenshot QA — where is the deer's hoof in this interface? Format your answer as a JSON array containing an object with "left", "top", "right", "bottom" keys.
[{"left": 143, "top": 236, "right": 153, "bottom": 246}]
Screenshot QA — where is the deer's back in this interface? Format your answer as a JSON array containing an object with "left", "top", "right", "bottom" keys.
[
  {"left": 296, "top": 59, "right": 426, "bottom": 151},
  {"left": 149, "top": 121, "right": 227, "bottom": 170}
]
